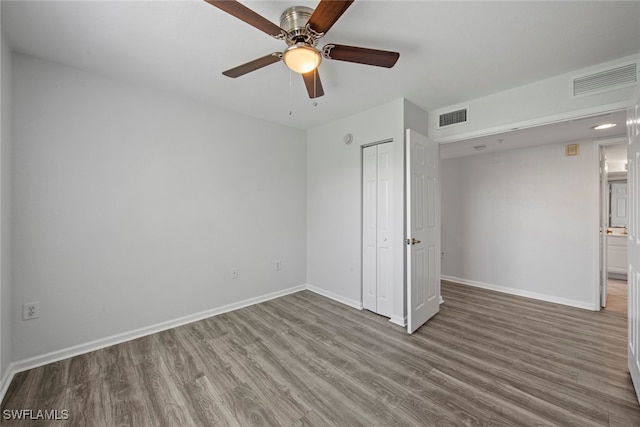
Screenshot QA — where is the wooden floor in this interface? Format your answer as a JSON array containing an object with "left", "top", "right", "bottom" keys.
[
  {"left": 2, "top": 281, "right": 640, "bottom": 426},
  {"left": 606, "top": 278, "right": 628, "bottom": 316}
]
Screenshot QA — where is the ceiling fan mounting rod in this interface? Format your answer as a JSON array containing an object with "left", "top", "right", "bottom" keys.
[{"left": 280, "top": 6, "right": 323, "bottom": 47}]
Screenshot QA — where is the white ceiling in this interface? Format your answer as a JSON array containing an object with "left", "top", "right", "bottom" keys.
[{"left": 3, "top": 0, "right": 640, "bottom": 132}]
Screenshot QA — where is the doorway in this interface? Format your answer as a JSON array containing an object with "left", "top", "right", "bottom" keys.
[{"left": 600, "top": 142, "right": 628, "bottom": 314}]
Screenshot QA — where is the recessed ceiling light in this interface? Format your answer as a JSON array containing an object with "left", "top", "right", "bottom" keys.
[
  {"left": 593, "top": 123, "right": 617, "bottom": 130},
  {"left": 473, "top": 145, "right": 487, "bottom": 151}
]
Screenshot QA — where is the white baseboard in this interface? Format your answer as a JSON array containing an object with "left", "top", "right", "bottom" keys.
[
  {"left": 1, "top": 284, "right": 369, "bottom": 402},
  {"left": 1, "top": 277, "right": 600, "bottom": 402},
  {"left": 305, "top": 285, "right": 363, "bottom": 310},
  {"left": 609, "top": 272, "right": 627, "bottom": 281},
  {"left": 0, "top": 363, "right": 12, "bottom": 403},
  {"left": 0, "top": 284, "right": 306, "bottom": 403},
  {"left": 441, "top": 275, "right": 598, "bottom": 311}
]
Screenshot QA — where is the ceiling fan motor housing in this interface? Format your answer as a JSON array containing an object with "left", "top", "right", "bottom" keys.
[{"left": 280, "top": 6, "right": 318, "bottom": 45}]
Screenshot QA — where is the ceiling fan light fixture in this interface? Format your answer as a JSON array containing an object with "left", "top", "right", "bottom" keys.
[{"left": 283, "top": 43, "right": 322, "bottom": 74}]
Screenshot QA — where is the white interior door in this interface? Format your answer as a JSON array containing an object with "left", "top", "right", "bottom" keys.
[
  {"left": 362, "top": 145, "right": 378, "bottom": 312},
  {"left": 376, "top": 143, "right": 394, "bottom": 317},
  {"left": 406, "top": 129, "right": 440, "bottom": 334},
  {"left": 362, "top": 143, "right": 393, "bottom": 317},
  {"left": 627, "top": 86, "right": 640, "bottom": 404},
  {"left": 600, "top": 148, "right": 608, "bottom": 307},
  {"left": 611, "top": 182, "right": 628, "bottom": 227}
]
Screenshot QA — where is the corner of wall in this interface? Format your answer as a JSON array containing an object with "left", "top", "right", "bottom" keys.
[
  {"left": 306, "top": 99, "right": 406, "bottom": 311},
  {"left": 440, "top": 140, "right": 601, "bottom": 308},
  {"left": 403, "top": 98, "right": 429, "bottom": 136},
  {"left": 0, "top": 29, "right": 14, "bottom": 404}
]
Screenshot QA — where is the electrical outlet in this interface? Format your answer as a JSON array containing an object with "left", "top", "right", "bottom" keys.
[
  {"left": 275, "top": 260, "right": 282, "bottom": 271},
  {"left": 22, "top": 302, "right": 39, "bottom": 321},
  {"left": 231, "top": 268, "right": 238, "bottom": 280}
]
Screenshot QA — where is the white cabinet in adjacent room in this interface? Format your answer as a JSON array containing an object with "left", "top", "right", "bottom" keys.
[{"left": 607, "top": 234, "right": 628, "bottom": 278}]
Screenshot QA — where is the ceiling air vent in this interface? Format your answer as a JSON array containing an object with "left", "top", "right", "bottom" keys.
[
  {"left": 438, "top": 107, "right": 468, "bottom": 128},
  {"left": 572, "top": 62, "right": 637, "bottom": 97}
]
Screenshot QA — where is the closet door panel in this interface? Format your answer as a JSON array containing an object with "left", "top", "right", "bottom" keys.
[
  {"left": 362, "top": 145, "right": 378, "bottom": 312},
  {"left": 376, "top": 143, "right": 394, "bottom": 317}
]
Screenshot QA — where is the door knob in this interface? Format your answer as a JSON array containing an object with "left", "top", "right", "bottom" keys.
[{"left": 406, "top": 238, "right": 421, "bottom": 245}]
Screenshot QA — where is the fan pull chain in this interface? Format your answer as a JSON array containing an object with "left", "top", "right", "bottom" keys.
[{"left": 312, "top": 69, "right": 318, "bottom": 107}]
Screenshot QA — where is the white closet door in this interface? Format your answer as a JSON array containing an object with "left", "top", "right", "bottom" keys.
[
  {"left": 376, "top": 143, "right": 393, "bottom": 317},
  {"left": 362, "top": 145, "right": 378, "bottom": 312},
  {"left": 362, "top": 143, "right": 393, "bottom": 317}
]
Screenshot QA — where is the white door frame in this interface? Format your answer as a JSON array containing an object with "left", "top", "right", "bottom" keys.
[
  {"left": 596, "top": 137, "right": 629, "bottom": 309},
  {"left": 600, "top": 145, "right": 609, "bottom": 308}
]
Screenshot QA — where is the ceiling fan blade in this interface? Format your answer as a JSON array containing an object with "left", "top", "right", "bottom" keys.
[
  {"left": 302, "top": 70, "right": 325, "bottom": 98},
  {"left": 323, "top": 44, "right": 399, "bottom": 68},
  {"left": 308, "top": 0, "right": 354, "bottom": 34},
  {"left": 222, "top": 53, "right": 282, "bottom": 78},
  {"left": 204, "top": 0, "right": 284, "bottom": 38}
]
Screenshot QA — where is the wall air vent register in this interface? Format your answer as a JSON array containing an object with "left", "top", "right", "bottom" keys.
[
  {"left": 572, "top": 62, "right": 638, "bottom": 98},
  {"left": 438, "top": 107, "right": 468, "bottom": 128}
]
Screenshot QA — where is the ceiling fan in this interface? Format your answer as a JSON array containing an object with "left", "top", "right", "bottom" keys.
[{"left": 204, "top": 0, "right": 400, "bottom": 99}]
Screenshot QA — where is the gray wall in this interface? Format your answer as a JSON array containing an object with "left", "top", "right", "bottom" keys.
[
  {"left": 1, "top": 28, "right": 13, "bottom": 381},
  {"left": 11, "top": 53, "right": 307, "bottom": 360},
  {"left": 441, "top": 141, "right": 600, "bottom": 309},
  {"left": 306, "top": 98, "right": 428, "bottom": 325}
]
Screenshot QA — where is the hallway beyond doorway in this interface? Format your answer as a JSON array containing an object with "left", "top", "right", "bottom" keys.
[{"left": 606, "top": 278, "right": 627, "bottom": 316}]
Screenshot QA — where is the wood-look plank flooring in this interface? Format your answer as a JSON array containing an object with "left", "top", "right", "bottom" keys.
[
  {"left": 606, "top": 278, "right": 627, "bottom": 316},
  {"left": 2, "top": 281, "right": 639, "bottom": 426}
]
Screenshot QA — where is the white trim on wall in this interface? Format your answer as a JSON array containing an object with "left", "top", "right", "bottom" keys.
[
  {"left": 442, "top": 275, "right": 599, "bottom": 311},
  {"left": 0, "top": 364, "right": 11, "bottom": 402},
  {"left": 389, "top": 315, "right": 406, "bottom": 327},
  {"left": 306, "top": 284, "right": 364, "bottom": 310},
  {"left": 596, "top": 137, "right": 630, "bottom": 308},
  {"left": 0, "top": 272, "right": 605, "bottom": 402},
  {"left": 0, "top": 283, "right": 306, "bottom": 402},
  {"left": 0, "top": 283, "right": 372, "bottom": 402}
]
